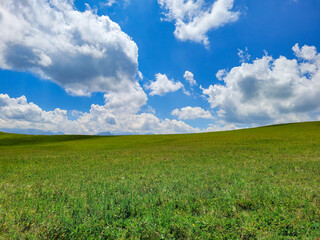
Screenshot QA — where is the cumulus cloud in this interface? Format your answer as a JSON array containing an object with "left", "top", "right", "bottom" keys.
[
  {"left": 158, "top": 0, "right": 240, "bottom": 46},
  {"left": 103, "top": 82, "right": 148, "bottom": 114},
  {"left": 183, "top": 71, "right": 197, "bottom": 86},
  {"left": 0, "top": 0, "right": 139, "bottom": 96},
  {"left": 215, "top": 69, "right": 228, "bottom": 81},
  {"left": 0, "top": 93, "right": 72, "bottom": 132},
  {"left": 202, "top": 44, "right": 320, "bottom": 125},
  {"left": 172, "top": 106, "right": 212, "bottom": 120},
  {"left": 292, "top": 43, "right": 317, "bottom": 61},
  {"left": 0, "top": 1, "right": 201, "bottom": 135},
  {"left": 147, "top": 73, "right": 184, "bottom": 96},
  {"left": 0, "top": 94, "right": 199, "bottom": 135}
]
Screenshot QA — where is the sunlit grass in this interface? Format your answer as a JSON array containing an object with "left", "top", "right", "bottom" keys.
[{"left": 1, "top": 122, "right": 320, "bottom": 239}]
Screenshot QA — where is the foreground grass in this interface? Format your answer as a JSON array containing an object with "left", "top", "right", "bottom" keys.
[{"left": 0, "top": 122, "right": 320, "bottom": 239}]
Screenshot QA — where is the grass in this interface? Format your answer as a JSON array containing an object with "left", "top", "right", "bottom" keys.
[{"left": 0, "top": 122, "right": 320, "bottom": 239}]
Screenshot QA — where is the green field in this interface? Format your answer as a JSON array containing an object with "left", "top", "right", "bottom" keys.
[{"left": 0, "top": 122, "right": 320, "bottom": 239}]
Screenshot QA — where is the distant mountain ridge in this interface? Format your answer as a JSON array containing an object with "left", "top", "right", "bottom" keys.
[
  {"left": 0, "top": 128, "right": 64, "bottom": 135},
  {"left": 0, "top": 128, "right": 115, "bottom": 136}
]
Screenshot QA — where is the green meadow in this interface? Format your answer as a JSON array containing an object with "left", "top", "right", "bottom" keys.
[{"left": 0, "top": 122, "right": 320, "bottom": 239}]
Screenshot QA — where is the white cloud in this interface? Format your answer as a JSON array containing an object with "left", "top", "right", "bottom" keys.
[
  {"left": 147, "top": 73, "right": 184, "bottom": 96},
  {"left": 0, "top": 93, "right": 72, "bottom": 132},
  {"left": 203, "top": 123, "right": 239, "bottom": 132},
  {"left": 172, "top": 106, "right": 212, "bottom": 120},
  {"left": 137, "top": 71, "right": 144, "bottom": 80},
  {"left": 101, "top": 0, "right": 130, "bottom": 8},
  {"left": 238, "top": 47, "right": 251, "bottom": 63},
  {"left": 184, "top": 70, "right": 197, "bottom": 86},
  {"left": 0, "top": 0, "right": 201, "bottom": 136},
  {"left": 144, "top": 105, "right": 156, "bottom": 114},
  {"left": 103, "top": 82, "right": 148, "bottom": 114},
  {"left": 216, "top": 69, "right": 228, "bottom": 81},
  {"left": 0, "top": 94, "right": 199, "bottom": 135},
  {"left": 158, "top": 0, "right": 240, "bottom": 46},
  {"left": 292, "top": 43, "right": 317, "bottom": 61},
  {"left": 202, "top": 44, "right": 320, "bottom": 125},
  {"left": 0, "top": 0, "right": 139, "bottom": 96},
  {"left": 103, "top": 0, "right": 116, "bottom": 7}
]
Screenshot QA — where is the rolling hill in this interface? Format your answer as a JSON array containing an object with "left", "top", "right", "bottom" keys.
[{"left": 0, "top": 122, "right": 319, "bottom": 239}]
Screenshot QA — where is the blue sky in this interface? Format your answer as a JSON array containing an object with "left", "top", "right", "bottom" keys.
[{"left": 0, "top": 0, "right": 319, "bottom": 134}]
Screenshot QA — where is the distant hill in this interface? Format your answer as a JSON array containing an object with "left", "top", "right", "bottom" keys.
[{"left": 0, "top": 128, "right": 64, "bottom": 135}]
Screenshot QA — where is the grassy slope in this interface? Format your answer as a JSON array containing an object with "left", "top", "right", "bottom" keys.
[{"left": 0, "top": 122, "right": 320, "bottom": 239}]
